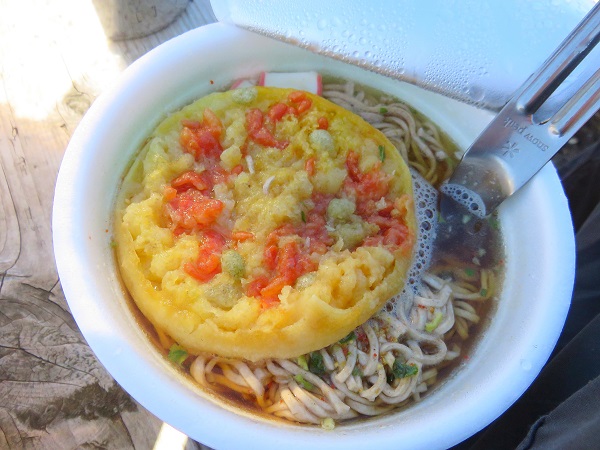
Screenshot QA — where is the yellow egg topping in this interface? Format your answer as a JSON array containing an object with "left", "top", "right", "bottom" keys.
[{"left": 114, "top": 87, "right": 416, "bottom": 361}]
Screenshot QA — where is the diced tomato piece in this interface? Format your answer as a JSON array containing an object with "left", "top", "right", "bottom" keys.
[
  {"left": 163, "top": 186, "right": 177, "bottom": 201},
  {"left": 253, "top": 127, "right": 289, "bottom": 149},
  {"left": 343, "top": 151, "right": 391, "bottom": 215},
  {"left": 196, "top": 129, "right": 223, "bottom": 158},
  {"left": 245, "top": 109, "right": 289, "bottom": 149},
  {"left": 288, "top": 91, "right": 307, "bottom": 103},
  {"left": 345, "top": 151, "right": 362, "bottom": 182},
  {"left": 202, "top": 109, "right": 223, "bottom": 140},
  {"left": 264, "top": 244, "right": 278, "bottom": 270},
  {"left": 312, "top": 192, "right": 334, "bottom": 215},
  {"left": 171, "top": 171, "right": 209, "bottom": 192},
  {"left": 275, "top": 241, "right": 300, "bottom": 280},
  {"left": 296, "top": 98, "right": 312, "bottom": 114},
  {"left": 185, "top": 230, "right": 226, "bottom": 282},
  {"left": 185, "top": 256, "right": 220, "bottom": 282},
  {"left": 287, "top": 91, "right": 312, "bottom": 115},
  {"left": 383, "top": 225, "right": 409, "bottom": 246},
  {"left": 260, "top": 275, "right": 289, "bottom": 299},
  {"left": 180, "top": 127, "right": 201, "bottom": 159},
  {"left": 231, "top": 164, "right": 244, "bottom": 175},
  {"left": 359, "top": 171, "right": 389, "bottom": 199},
  {"left": 268, "top": 103, "right": 290, "bottom": 122},
  {"left": 232, "top": 231, "right": 255, "bottom": 242},
  {"left": 181, "top": 119, "right": 202, "bottom": 129},
  {"left": 260, "top": 295, "right": 281, "bottom": 309},
  {"left": 166, "top": 189, "right": 224, "bottom": 231},
  {"left": 265, "top": 224, "right": 294, "bottom": 248},
  {"left": 305, "top": 157, "right": 316, "bottom": 176},
  {"left": 246, "top": 109, "right": 263, "bottom": 133},
  {"left": 173, "top": 226, "right": 187, "bottom": 237},
  {"left": 246, "top": 275, "right": 269, "bottom": 297},
  {"left": 317, "top": 117, "right": 329, "bottom": 130},
  {"left": 179, "top": 108, "right": 224, "bottom": 160},
  {"left": 363, "top": 210, "right": 410, "bottom": 250}
]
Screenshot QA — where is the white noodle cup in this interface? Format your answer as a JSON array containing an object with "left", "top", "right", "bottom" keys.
[{"left": 53, "top": 23, "right": 575, "bottom": 450}]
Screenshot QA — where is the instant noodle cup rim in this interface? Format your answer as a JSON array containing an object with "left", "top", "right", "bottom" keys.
[{"left": 53, "top": 23, "right": 575, "bottom": 450}]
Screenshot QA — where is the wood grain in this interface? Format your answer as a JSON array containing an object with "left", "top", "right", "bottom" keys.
[{"left": 0, "top": 0, "right": 215, "bottom": 448}]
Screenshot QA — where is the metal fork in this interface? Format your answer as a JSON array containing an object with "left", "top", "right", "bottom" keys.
[{"left": 443, "top": 2, "right": 600, "bottom": 218}]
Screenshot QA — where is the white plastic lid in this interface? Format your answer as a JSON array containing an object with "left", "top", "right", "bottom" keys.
[{"left": 210, "top": 0, "right": 598, "bottom": 110}]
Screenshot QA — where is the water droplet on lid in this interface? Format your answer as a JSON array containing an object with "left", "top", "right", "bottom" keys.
[{"left": 317, "top": 19, "right": 327, "bottom": 30}]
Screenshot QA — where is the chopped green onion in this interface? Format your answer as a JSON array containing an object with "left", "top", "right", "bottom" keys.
[
  {"left": 391, "top": 360, "right": 418, "bottom": 380},
  {"left": 480, "top": 288, "right": 488, "bottom": 297},
  {"left": 339, "top": 331, "right": 356, "bottom": 344},
  {"left": 297, "top": 354, "right": 309, "bottom": 371},
  {"left": 379, "top": 107, "right": 388, "bottom": 114},
  {"left": 425, "top": 311, "right": 443, "bottom": 333},
  {"left": 308, "top": 352, "right": 325, "bottom": 375},
  {"left": 352, "top": 366, "right": 362, "bottom": 377},
  {"left": 378, "top": 145, "right": 386, "bottom": 162},
  {"left": 294, "top": 374, "right": 314, "bottom": 390},
  {"left": 168, "top": 344, "right": 188, "bottom": 365},
  {"left": 301, "top": 210, "right": 306, "bottom": 223},
  {"left": 464, "top": 267, "right": 475, "bottom": 277}
]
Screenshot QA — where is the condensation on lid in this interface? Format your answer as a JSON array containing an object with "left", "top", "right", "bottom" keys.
[{"left": 210, "top": 0, "right": 597, "bottom": 111}]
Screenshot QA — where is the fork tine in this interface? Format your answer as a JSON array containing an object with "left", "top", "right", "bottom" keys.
[
  {"left": 516, "top": 2, "right": 600, "bottom": 114},
  {"left": 551, "top": 67, "right": 600, "bottom": 136}
]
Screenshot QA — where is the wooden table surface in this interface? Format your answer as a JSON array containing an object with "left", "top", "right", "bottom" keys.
[{"left": 0, "top": 1, "right": 216, "bottom": 448}]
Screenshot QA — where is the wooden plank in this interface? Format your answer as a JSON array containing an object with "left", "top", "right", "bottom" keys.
[{"left": 0, "top": 0, "right": 215, "bottom": 448}]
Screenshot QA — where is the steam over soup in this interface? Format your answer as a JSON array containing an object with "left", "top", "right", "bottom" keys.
[{"left": 115, "top": 87, "right": 416, "bottom": 362}]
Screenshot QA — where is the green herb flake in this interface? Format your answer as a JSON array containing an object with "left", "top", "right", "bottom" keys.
[
  {"left": 351, "top": 366, "right": 362, "bottom": 377},
  {"left": 378, "top": 145, "right": 386, "bottom": 162},
  {"left": 297, "top": 354, "right": 309, "bottom": 370},
  {"left": 489, "top": 218, "right": 500, "bottom": 230},
  {"left": 339, "top": 331, "right": 356, "bottom": 344},
  {"left": 391, "top": 360, "right": 418, "bottom": 380},
  {"left": 480, "top": 288, "right": 488, "bottom": 297},
  {"left": 308, "top": 351, "right": 325, "bottom": 375},
  {"left": 425, "top": 311, "right": 443, "bottom": 333},
  {"left": 301, "top": 210, "right": 306, "bottom": 223},
  {"left": 379, "top": 107, "right": 388, "bottom": 114},
  {"left": 168, "top": 344, "right": 188, "bottom": 365},
  {"left": 109, "top": 240, "right": 117, "bottom": 249},
  {"left": 294, "top": 374, "right": 315, "bottom": 391},
  {"left": 464, "top": 267, "right": 475, "bottom": 277}
]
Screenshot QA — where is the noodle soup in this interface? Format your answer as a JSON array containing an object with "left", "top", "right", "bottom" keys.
[{"left": 114, "top": 76, "right": 504, "bottom": 428}]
